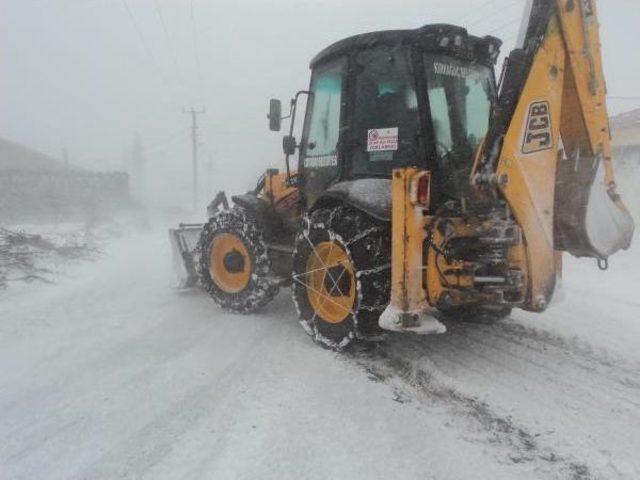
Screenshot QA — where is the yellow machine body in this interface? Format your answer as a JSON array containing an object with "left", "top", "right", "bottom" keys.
[
  {"left": 258, "top": 170, "right": 300, "bottom": 219},
  {"left": 173, "top": 0, "right": 633, "bottom": 345},
  {"left": 384, "top": 0, "right": 634, "bottom": 328}
]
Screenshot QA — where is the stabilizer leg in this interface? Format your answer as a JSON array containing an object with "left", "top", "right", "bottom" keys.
[
  {"left": 378, "top": 168, "right": 446, "bottom": 335},
  {"left": 379, "top": 305, "right": 446, "bottom": 335}
]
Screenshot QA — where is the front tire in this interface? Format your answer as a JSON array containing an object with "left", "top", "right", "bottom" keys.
[
  {"left": 196, "top": 207, "right": 278, "bottom": 313},
  {"left": 292, "top": 206, "right": 391, "bottom": 349}
]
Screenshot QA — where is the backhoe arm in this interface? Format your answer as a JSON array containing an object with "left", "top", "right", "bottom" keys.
[
  {"left": 472, "top": 0, "right": 634, "bottom": 308},
  {"left": 382, "top": 0, "right": 634, "bottom": 332}
]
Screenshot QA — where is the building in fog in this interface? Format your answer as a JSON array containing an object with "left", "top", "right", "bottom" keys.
[
  {"left": 611, "top": 108, "right": 640, "bottom": 167},
  {"left": 0, "top": 137, "right": 130, "bottom": 223},
  {"left": 0, "top": 138, "right": 79, "bottom": 173}
]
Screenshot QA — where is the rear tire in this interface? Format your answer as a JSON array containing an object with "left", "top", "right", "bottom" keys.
[
  {"left": 292, "top": 206, "right": 390, "bottom": 349},
  {"left": 196, "top": 207, "right": 278, "bottom": 313}
]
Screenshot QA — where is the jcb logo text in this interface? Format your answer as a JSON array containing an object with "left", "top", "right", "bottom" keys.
[{"left": 522, "top": 101, "right": 552, "bottom": 154}]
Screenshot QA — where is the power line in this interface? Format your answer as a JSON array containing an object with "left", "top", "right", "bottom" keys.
[
  {"left": 121, "top": 0, "right": 159, "bottom": 69},
  {"left": 189, "top": 0, "right": 206, "bottom": 104},
  {"left": 145, "top": 128, "right": 190, "bottom": 153},
  {"left": 458, "top": 0, "right": 521, "bottom": 32},
  {"left": 152, "top": 0, "right": 188, "bottom": 94},
  {"left": 120, "top": 0, "right": 183, "bottom": 110}
]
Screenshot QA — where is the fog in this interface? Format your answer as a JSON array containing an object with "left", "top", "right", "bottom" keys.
[
  {"left": 3, "top": 3, "right": 640, "bottom": 478},
  {"left": 2, "top": 0, "right": 639, "bottom": 209}
]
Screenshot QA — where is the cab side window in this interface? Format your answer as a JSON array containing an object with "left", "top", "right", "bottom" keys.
[
  {"left": 302, "top": 61, "right": 345, "bottom": 170},
  {"left": 300, "top": 59, "right": 346, "bottom": 204}
]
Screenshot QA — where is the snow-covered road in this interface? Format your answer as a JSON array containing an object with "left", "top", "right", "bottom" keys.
[{"left": 1, "top": 231, "right": 639, "bottom": 480}]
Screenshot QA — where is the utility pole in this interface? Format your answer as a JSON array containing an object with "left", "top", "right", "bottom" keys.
[
  {"left": 131, "top": 132, "right": 145, "bottom": 203},
  {"left": 183, "top": 106, "right": 205, "bottom": 210}
]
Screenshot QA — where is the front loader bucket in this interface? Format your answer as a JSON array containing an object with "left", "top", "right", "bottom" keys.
[{"left": 169, "top": 224, "right": 203, "bottom": 288}]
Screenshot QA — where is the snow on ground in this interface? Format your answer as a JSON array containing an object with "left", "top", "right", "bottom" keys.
[
  {"left": 0, "top": 217, "right": 134, "bottom": 295},
  {"left": 0, "top": 224, "right": 97, "bottom": 291},
  {"left": 372, "top": 248, "right": 640, "bottom": 479},
  {"left": 1, "top": 225, "right": 639, "bottom": 480}
]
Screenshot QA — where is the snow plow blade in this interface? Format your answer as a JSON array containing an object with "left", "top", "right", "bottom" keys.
[{"left": 169, "top": 224, "right": 203, "bottom": 288}]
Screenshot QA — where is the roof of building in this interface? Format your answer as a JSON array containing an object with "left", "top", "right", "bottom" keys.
[
  {"left": 0, "top": 137, "right": 81, "bottom": 172},
  {"left": 610, "top": 108, "right": 640, "bottom": 148},
  {"left": 611, "top": 108, "right": 640, "bottom": 131}
]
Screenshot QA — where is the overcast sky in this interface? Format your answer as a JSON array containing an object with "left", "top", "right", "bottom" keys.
[{"left": 2, "top": 0, "right": 639, "bottom": 207}]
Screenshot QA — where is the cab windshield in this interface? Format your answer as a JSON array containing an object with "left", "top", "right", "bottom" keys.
[{"left": 424, "top": 54, "right": 495, "bottom": 198}]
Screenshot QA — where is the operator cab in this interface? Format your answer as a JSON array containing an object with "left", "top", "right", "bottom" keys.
[{"left": 271, "top": 24, "right": 501, "bottom": 210}]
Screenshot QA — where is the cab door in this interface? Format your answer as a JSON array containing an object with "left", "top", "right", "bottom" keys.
[
  {"left": 348, "top": 45, "right": 423, "bottom": 178},
  {"left": 299, "top": 58, "right": 347, "bottom": 207}
]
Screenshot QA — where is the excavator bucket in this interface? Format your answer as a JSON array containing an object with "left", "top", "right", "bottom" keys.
[
  {"left": 552, "top": 0, "right": 635, "bottom": 260},
  {"left": 169, "top": 224, "right": 203, "bottom": 288},
  {"left": 584, "top": 166, "right": 635, "bottom": 257},
  {"left": 555, "top": 155, "right": 634, "bottom": 260}
]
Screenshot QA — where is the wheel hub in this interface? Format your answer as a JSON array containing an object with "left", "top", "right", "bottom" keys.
[
  {"left": 324, "top": 265, "right": 351, "bottom": 297},
  {"left": 303, "top": 241, "right": 356, "bottom": 324},
  {"left": 223, "top": 249, "right": 246, "bottom": 274},
  {"left": 209, "top": 233, "right": 252, "bottom": 293}
]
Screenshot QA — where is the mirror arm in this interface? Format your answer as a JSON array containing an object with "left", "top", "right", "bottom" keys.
[
  {"left": 280, "top": 101, "right": 295, "bottom": 121},
  {"left": 284, "top": 90, "right": 311, "bottom": 183}
]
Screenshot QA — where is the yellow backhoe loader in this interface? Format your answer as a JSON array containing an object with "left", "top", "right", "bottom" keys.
[{"left": 171, "top": 0, "right": 634, "bottom": 348}]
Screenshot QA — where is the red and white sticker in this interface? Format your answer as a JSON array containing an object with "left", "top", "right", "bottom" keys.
[{"left": 367, "top": 128, "right": 398, "bottom": 152}]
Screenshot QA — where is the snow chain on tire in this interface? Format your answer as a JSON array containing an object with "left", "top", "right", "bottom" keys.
[
  {"left": 196, "top": 207, "right": 279, "bottom": 313},
  {"left": 292, "top": 205, "right": 391, "bottom": 349}
]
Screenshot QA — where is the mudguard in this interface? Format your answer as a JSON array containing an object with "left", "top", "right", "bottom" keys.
[
  {"left": 312, "top": 179, "right": 392, "bottom": 222},
  {"left": 231, "top": 193, "right": 281, "bottom": 236},
  {"left": 231, "top": 193, "right": 270, "bottom": 216}
]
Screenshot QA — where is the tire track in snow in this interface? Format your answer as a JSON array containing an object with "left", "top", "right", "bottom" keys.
[
  {"left": 349, "top": 343, "right": 594, "bottom": 480},
  {"left": 480, "top": 321, "right": 640, "bottom": 388},
  {"left": 446, "top": 322, "right": 640, "bottom": 411},
  {"left": 415, "top": 331, "right": 640, "bottom": 471},
  {"left": 351, "top": 317, "right": 640, "bottom": 479}
]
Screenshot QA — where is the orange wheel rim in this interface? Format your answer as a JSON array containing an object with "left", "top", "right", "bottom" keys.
[
  {"left": 209, "top": 233, "right": 251, "bottom": 294},
  {"left": 304, "top": 241, "right": 355, "bottom": 324}
]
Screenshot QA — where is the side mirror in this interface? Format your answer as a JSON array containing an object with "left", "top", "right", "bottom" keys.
[
  {"left": 268, "top": 99, "right": 282, "bottom": 131},
  {"left": 282, "top": 135, "right": 297, "bottom": 155}
]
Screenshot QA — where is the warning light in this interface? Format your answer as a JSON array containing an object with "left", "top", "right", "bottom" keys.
[{"left": 410, "top": 171, "right": 431, "bottom": 208}]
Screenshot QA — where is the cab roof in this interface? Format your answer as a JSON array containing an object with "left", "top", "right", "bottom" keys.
[{"left": 310, "top": 24, "right": 501, "bottom": 69}]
